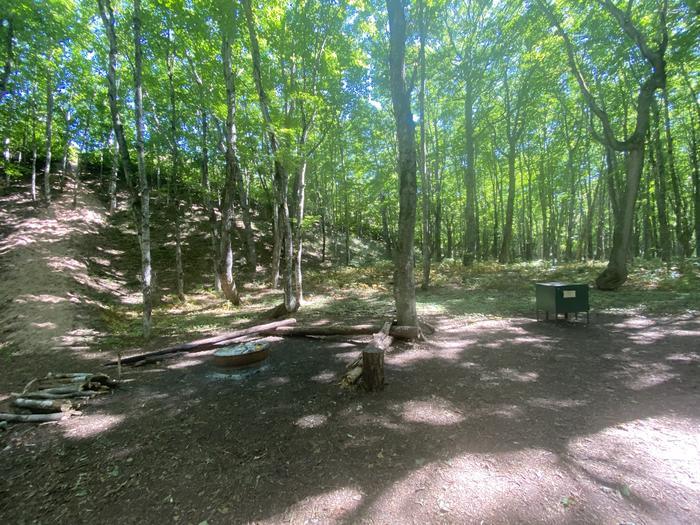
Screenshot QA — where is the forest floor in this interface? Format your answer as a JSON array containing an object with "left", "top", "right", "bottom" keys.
[{"left": 1, "top": 178, "right": 699, "bottom": 524}]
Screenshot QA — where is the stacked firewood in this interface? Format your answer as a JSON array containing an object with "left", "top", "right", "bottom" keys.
[{"left": 0, "top": 372, "right": 117, "bottom": 423}]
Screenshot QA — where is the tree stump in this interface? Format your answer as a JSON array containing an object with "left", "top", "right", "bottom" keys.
[{"left": 362, "top": 347, "right": 384, "bottom": 391}]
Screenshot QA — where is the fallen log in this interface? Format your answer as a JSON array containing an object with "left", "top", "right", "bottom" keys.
[
  {"left": 0, "top": 412, "right": 70, "bottom": 423},
  {"left": 12, "top": 390, "right": 97, "bottom": 400},
  {"left": 12, "top": 398, "right": 74, "bottom": 413},
  {"left": 213, "top": 323, "right": 418, "bottom": 345},
  {"left": 104, "top": 318, "right": 297, "bottom": 366}
]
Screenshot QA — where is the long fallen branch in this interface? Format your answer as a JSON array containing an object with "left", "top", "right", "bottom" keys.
[
  {"left": 12, "top": 398, "right": 74, "bottom": 413},
  {"left": 0, "top": 412, "right": 72, "bottom": 423},
  {"left": 212, "top": 322, "right": 425, "bottom": 347},
  {"left": 104, "top": 318, "right": 297, "bottom": 366}
]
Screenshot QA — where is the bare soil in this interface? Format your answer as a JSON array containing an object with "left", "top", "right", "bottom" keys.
[{"left": 1, "top": 182, "right": 699, "bottom": 524}]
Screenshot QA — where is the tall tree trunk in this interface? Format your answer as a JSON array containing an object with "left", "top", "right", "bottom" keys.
[
  {"left": 662, "top": 89, "right": 691, "bottom": 256},
  {"left": 463, "top": 89, "right": 478, "bottom": 265},
  {"left": 243, "top": 0, "right": 295, "bottom": 312},
  {"left": 133, "top": 0, "right": 153, "bottom": 337},
  {"left": 433, "top": 121, "right": 443, "bottom": 262},
  {"left": 418, "top": 0, "right": 430, "bottom": 289},
  {"left": 689, "top": 126, "right": 700, "bottom": 258},
  {"left": 109, "top": 132, "right": 118, "bottom": 213},
  {"left": 167, "top": 35, "right": 185, "bottom": 302},
  {"left": 544, "top": 0, "right": 668, "bottom": 289},
  {"left": 198, "top": 109, "right": 220, "bottom": 291},
  {"left": 271, "top": 200, "right": 282, "bottom": 287},
  {"left": 596, "top": 147, "right": 646, "bottom": 288},
  {"left": 28, "top": 98, "right": 37, "bottom": 200},
  {"left": 0, "top": 16, "right": 13, "bottom": 101},
  {"left": 386, "top": 0, "right": 418, "bottom": 328},
  {"left": 43, "top": 71, "right": 53, "bottom": 203},
  {"left": 238, "top": 168, "right": 257, "bottom": 273},
  {"left": 293, "top": 160, "right": 306, "bottom": 305},
  {"left": 499, "top": 141, "right": 516, "bottom": 263},
  {"left": 446, "top": 215, "right": 453, "bottom": 259},
  {"left": 60, "top": 111, "right": 70, "bottom": 189},
  {"left": 651, "top": 106, "right": 671, "bottom": 261},
  {"left": 219, "top": 29, "right": 241, "bottom": 305},
  {"left": 380, "top": 192, "right": 392, "bottom": 259}
]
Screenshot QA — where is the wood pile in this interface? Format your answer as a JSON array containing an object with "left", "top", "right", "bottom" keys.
[{"left": 0, "top": 372, "right": 117, "bottom": 424}]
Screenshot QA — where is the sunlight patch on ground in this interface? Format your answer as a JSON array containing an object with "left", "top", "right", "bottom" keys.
[
  {"left": 490, "top": 404, "right": 525, "bottom": 419},
  {"left": 167, "top": 358, "right": 206, "bottom": 370},
  {"left": 603, "top": 362, "right": 678, "bottom": 391},
  {"left": 258, "top": 487, "right": 364, "bottom": 524},
  {"left": 295, "top": 414, "right": 328, "bottom": 429},
  {"left": 15, "top": 293, "right": 67, "bottom": 304},
  {"left": 364, "top": 449, "right": 575, "bottom": 523},
  {"left": 310, "top": 370, "right": 337, "bottom": 383},
  {"left": 527, "top": 397, "right": 589, "bottom": 410},
  {"left": 62, "top": 413, "right": 125, "bottom": 439},
  {"left": 480, "top": 368, "right": 539, "bottom": 384},
  {"left": 567, "top": 416, "right": 700, "bottom": 515},
  {"left": 666, "top": 352, "right": 700, "bottom": 363},
  {"left": 31, "top": 321, "right": 57, "bottom": 329},
  {"left": 624, "top": 362, "right": 678, "bottom": 391},
  {"left": 398, "top": 398, "right": 465, "bottom": 426}
]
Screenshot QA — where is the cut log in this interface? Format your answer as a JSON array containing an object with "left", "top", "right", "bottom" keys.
[
  {"left": 0, "top": 420, "right": 7, "bottom": 430},
  {"left": 12, "top": 398, "right": 74, "bottom": 413},
  {"left": 340, "top": 321, "right": 394, "bottom": 388},
  {"left": 341, "top": 366, "right": 363, "bottom": 387},
  {"left": 362, "top": 347, "right": 384, "bottom": 391},
  {"left": 0, "top": 412, "right": 69, "bottom": 423},
  {"left": 104, "top": 318, "right": 297, "bottom": 366}
]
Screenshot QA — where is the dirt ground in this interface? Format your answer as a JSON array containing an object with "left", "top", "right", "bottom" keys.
[{"left": 1, "top": 183, "right": 699, "bottom": 524}]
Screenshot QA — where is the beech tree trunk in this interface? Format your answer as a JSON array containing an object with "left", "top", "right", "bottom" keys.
[
  {"left": 219, "top": 29, "right": 241, "bottom": 305},
  {"left": 98, "top": 0, "right": 154, "bottom": 334},
  {"left": 545, "top": 0, "right": 667, "bottom": 290},
  {"left": 418, "top": 0, "right": 430, "bottom": 290},
  {"left": 133, "top": 0, "right": 153, "bottom": 337},
  {"left": 43, "top": 70, "right": 53, "bottom": 203},
  {"left": 386, "top": 0, "right": 418, "bottom": 328},
  {"left": 690, "top": 127, "right": 700, "bottom": 258},
  {"left": 30, "top": 101, "right": 37, "bottom": 201},
  {"left": 109, "top": 132, "right": 118, "bottom": 213},
  {"left": 238, "top": 168, "right": 257, "bottom": 273},
  {"left": 0, "top": 16, "right": 12, "bottom": 101},
  {"left": 662, "top": 89, "right": 691, "bottom": 256},
  {"left": 243, "top": 0, "right": 296, "bottom": 312},
  {"left": 167, "top": 35, "right": 185, "bottom": 302},
  {"left": 463, "top": 89, "right": 478, "bottom": 265}
]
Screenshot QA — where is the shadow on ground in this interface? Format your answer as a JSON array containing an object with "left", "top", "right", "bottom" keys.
[{"left": 2, "top": 314, "right": 698, "bottom": 524}]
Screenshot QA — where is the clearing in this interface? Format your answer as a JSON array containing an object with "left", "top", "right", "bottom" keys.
[{"left": 1, "top": 182, "right": 699, "bottom": 524}]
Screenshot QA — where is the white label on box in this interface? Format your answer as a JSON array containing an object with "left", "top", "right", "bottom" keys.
[{"left": 563, "top": 290, "right": 576, "bottom": 298}]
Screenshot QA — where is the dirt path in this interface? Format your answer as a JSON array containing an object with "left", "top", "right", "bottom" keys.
[
  {"left": 1, "top": 183, "right": 699, "bottom": 524},
  {"left": 0, "top": 183, "right": 114, "bottom": 391}
]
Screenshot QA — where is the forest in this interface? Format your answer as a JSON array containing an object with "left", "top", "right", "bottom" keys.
[{"left": 1, "top": 0, "right": 699, "bottom": 523}]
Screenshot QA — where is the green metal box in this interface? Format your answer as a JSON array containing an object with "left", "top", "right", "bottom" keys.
[{"left": 535, "top": 282, "right": 589, "bottom": 322}]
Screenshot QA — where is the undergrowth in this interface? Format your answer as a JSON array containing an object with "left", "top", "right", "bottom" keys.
[{"left": 99, "top": 256, "right": 700, "bottom": 349}]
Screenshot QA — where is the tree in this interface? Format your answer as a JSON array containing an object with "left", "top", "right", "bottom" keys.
[
  {"left": 541, "top": 0, "right": 669, "bottom": 289},
  {"left": 386, "top": 0, "right": 418, "bottom": 328}
]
